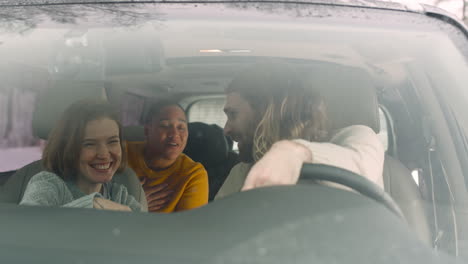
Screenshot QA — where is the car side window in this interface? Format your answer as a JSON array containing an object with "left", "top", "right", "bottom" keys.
[
  {"left": 378, "top": 107, "right": 390, "bottom": 152},
  {"left": 0, "top": 66, "right": 48, "bottom": 175},
  {"left": 120, "top": 93, "right": 145, "bottom": 126}
]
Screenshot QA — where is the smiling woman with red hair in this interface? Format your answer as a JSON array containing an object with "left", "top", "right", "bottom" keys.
[{"left": 20, "top": 99, "right": 143, "bottom": 212}]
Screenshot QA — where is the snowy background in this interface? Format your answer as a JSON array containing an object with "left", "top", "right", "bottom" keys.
[{"left": 389, "top": 0, "right": 468, "bottom": 21}]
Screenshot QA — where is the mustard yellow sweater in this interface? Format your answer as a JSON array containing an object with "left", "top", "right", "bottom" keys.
[{"left": 126, "top": 142, "right": 208, "bottom": 213}]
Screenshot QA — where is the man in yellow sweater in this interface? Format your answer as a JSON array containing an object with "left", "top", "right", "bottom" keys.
[{"left": 127, "top": 100, "right": 208, "bottom": 213}]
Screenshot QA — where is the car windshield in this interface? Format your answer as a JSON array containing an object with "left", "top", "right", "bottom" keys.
[
  {"left": 1, "top": 3, "right": 467, "bottom": 167},
  {"left": 2, "top": 1, "right": 468, "bottom": 262}
]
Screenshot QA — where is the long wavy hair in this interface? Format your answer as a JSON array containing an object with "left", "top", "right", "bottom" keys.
[{"left": 227, "top": 62, "right": 329, "bottom": 161}]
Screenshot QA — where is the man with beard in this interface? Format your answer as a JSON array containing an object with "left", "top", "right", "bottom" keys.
[{"left": 215, "top": 63, "right": 384, "bottom": 199}]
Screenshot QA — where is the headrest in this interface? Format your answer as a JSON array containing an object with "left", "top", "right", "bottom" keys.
[
  {"left": 184, "top": 122, "right": 229, "bottom": 165},
  {"left": 228, "top": 62, "right": 379, "bottom": 133},
  {"left": 302, "top": 65, "right": 380, "bottom": 133},
  {"left": 123, "top": 126, "right": 145, "bottom": 142},
  {"left": 32, "top": 80, "right": 107, "bottom": 140}
]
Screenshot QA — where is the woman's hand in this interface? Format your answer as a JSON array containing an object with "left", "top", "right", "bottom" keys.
[
  {"left": 242, "top": 140, "right": 313, "bottom": 191},
  {"left": 140, "top": 178, "right": 173, "bottom": 212},
  {"left": 93, "top": 197, "right": 132, "bottom": 212}
]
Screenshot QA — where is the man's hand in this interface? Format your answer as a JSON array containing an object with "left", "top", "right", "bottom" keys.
[
  {"left": 93, "top": 197, "right": 132, "bottom": 212},
  {"left": 140, "top": 178, "right": 173, "bottom": 212},
  {"left": 242, "top": 140, "right": 313, "bottom": 191}
]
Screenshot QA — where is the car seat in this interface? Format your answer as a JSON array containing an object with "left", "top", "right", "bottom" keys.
[
  {"left": 0, "top": 81, "right": 148, "bottom": 211},
  {"left": 304, "top": 68, "right": 432, "bottom": 246},
  {"left": 183, "top": 122, "right": 239, "bottom": 201}
]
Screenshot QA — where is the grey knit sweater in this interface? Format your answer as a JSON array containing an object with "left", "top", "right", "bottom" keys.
[{"left": 20, "top": 171, "right": 142, "bottom": 212}]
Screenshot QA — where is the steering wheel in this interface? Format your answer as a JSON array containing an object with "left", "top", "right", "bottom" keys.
[{"left": 300, "top": 164, "right": 405, "bottom": 219}]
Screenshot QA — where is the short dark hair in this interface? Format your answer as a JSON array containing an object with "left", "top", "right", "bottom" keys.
[
  {"left": 42, "top": 99, "right": 127, "bottom": 180},
  {"left": 144, "top": 99, "right": 186, "bottom": 125}
]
